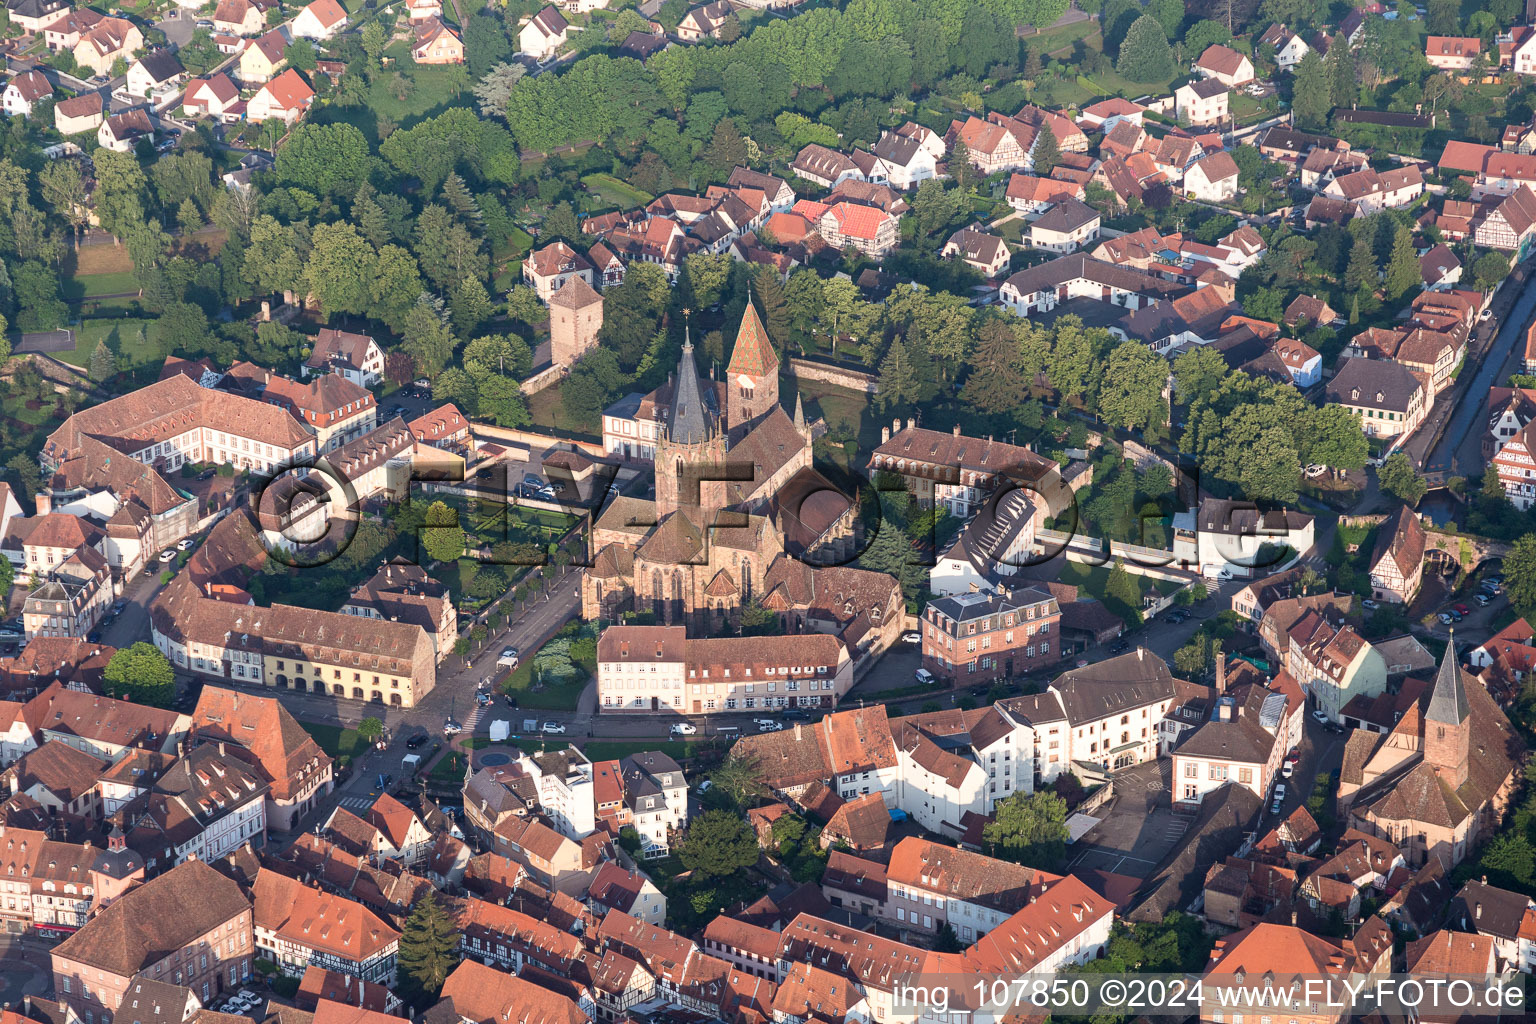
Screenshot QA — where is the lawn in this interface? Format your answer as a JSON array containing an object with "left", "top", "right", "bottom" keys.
[
  {"left": 63, "top": 270, "right": 140, "bottom": 301},
  {"left": 579, "top": 739, "right": 701, "bottom": 761},
  {"left": 300, "top": 721, "right": 373, "bottom": 766},
  {"left": 1025, "top": 18, "right": 1099, "bottom": 59},
  {"left": 53, "top": 318, "right": 158, "bottom": 371},
  {"left": 1055, "top": 559, "right": 1182, "bottom": 601},
  {"left": 581, "top": 173, "right": 653, "bottom": 211},
  {"left": 312, "top": 51, "right": 471, "bottom": 144},
  {"left": 495, "top": 635, "right": 594, "bottom": 711},
  {"left": 527, "top": 386, "right": 602, "bottom": 441}
]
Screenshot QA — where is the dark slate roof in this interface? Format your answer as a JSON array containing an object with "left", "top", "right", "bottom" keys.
[
  {"left": 1325, "top": 356, "right": 1423, "bottom": 413},
  {"left": 1049, "top": 649, "right": 1178, "bottom": 724},
  {"left": 667, "top": 337, "right": 712, "bottom": 445},
  {"left": 1129, "top": 783, "right": 1261, "bottom": 922},
  {"left": 1447, "top": 879, "right": 1531, "bottom": 942},
  {"left": 1425, "top": 638, "right": 1469, "bottom": 726}
]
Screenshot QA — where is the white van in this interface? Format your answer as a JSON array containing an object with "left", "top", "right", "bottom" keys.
[{"left": 915, "top": 668, "right": 936, "bottom": 685}]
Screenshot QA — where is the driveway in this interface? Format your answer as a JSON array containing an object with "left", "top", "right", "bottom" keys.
[
  {"left": 158, "top": 9, "right": 195, "bottom": 48},
  {"left": 1261, "top": 716, "right": 1346, "bottom": 831}
]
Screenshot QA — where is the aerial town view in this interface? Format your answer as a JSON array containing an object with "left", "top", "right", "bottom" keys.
[{"left": 5, "top": 0, "right": 1536, "bottom": 1020}]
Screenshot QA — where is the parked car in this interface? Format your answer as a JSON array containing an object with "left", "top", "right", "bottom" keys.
[
  {"left": 158, "top": 549, "right": 177, "bottom": 562},
  {"left": 542, "top": 722, "right": 566, "bottom": 734},
  {"left": 1438, "top": 612, "right": 1455, "bottom": 624},
  {"left": 177, "top": 537, "right": 196, "bottom": 551},
  {"left": 696, "top": 779, "right": 713, "bottom": 794},
  {"left": 476, "top": 691, "right": 491, "bottom": 707},
  {"left": 503, "top": 693, "right": 518, "bottom": 708},
  {"left": 1311, "top": 709, "right": 1329, "bottom": 725},
  {"left": 900, "top": 630, "right": 921, "bottom": 644},
  {"left": 1362, "top": 599, "right": 1379, "bottom": 610},
  {"left": 754, "top": 719, "right": 783, "bottom": 732},
  {"left": 405, "top": 732, "right": 428, "bottom": 749},
  {"left": 498, "top": 647, "right": 519, "bottom": 667},
  {"left": 1476, "top": 593, "right": 1493, "bottom": 606},
  {"left": 442, "top": 720, "right": 462, "bottom": 736},
  {"left": 538, "top": 485, "right": 558, "bottom": 499},
  {"left": 914, "top": 668, "right": 936, "bottom": 685},
  {"left": 1285, "top": 749, "right": 1301, "bottom": 764},
  {"left": 1281, "top": 763, "right": 1294, "bottom": 779},
  {"left": 376, "top": 773, "right": 392, "bottom": 789},
  {"left": 523, "top": 474, "right": 543, "bottom": 488},
  {"left": 782, "top": 708, "right": 810, "bottom": 720},
  {"left": 1453, "top": 603, "right": 1470, "bottom": 615},
  {"left": 669, "top": 722, "right": 698, "bottom": 735}
]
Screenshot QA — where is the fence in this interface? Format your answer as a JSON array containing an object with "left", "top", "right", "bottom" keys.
[{"left": 788, "top": 356, "right": 879, "bottom": 395}]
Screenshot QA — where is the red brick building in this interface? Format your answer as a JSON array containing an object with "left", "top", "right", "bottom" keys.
[{"left": 920, "top": 586, "right": 1061, "bottom": 684}]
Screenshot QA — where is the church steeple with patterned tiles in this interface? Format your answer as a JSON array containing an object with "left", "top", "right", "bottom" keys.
[{"left": 725, "top": 298, "right": 779, "bottom": 439}]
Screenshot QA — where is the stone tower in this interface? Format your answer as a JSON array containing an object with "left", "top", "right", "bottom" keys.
[
  {"left": 549, "top": 274, "right": 604, "bottom": 368},
  {"left": 655, "top": 330, "right": 727, "bottom": 519},
  {"left": 1423, "top": 633, "right": 1471, "bottom": 790},
  {"left": 725, "top": 301, "right": 779, "bottom": 439}
]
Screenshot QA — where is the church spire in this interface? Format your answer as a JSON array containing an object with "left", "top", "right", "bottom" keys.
[
  {"left": 793, "top": 391, "right": 808, "bottom": 437},
  {"left": 668, "top": 320, "right": 712, "bottom": 445},
  {"left": 726, "top": 299, "right": 779, "bottom": 379},
  {"left": 1427, "top": 630, "right": 1469, "bottom": 726}
]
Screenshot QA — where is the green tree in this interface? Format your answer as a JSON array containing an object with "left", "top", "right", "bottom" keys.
[
  {"left": 402, "top": 294, "right": 456, "bottom": 376},
  {"left": 982, "top": 790, "right": 1070, "bottom": 869},
  {"left": 1173, "top": 345, "right": 1230, "bottom": 407},
  {"left": 1325, "top": 33, "right": 1357, "bottom": 108},
  {"left": 89, "top": 340, "right": 117, "bottom": 382},
  {"left": 1346, "top": 232, "right": 1378, "bottom": 294},
  {"left": 361, "top": 22, "right": 388, "bottom": 66},
  {"left": 1291, "top": 50, "right": 1331, "bottom": 130},
  {"left": 1378, "top": 452, "right": 1427, "bottom": 505},
  {"left": 677, "top": 810, "right": 760, "bottom": 877},
  {"left": 1383, "top": 225, "right": 1421, "bottom": 301},
  {"left": 1116, "top": 15, "right": 1176, "bottom": 83},
  {"left": 1505, "top": 533, "right": 1536, "bottom": 612},
  {"left": 1475, "top": 251, "right": 1511, "bottom": 292},
  {"left": 1105, "top": 560, "right": 1145, "bottom": 625},
  {"left": 708, "top": 750, "right": 768, "bottom": 810},
  {"left": 276, "top": 122, "right": 369, "bottom": 197},
  {"left": 1032, "top": 122, "right": 1060, "bottom": 176},
  {"left": 420, "top": 500, "right": 466, "bottom": 564},
  {"left": 357, "top": 717, "right": 384, "bottom": 743},
  {"left": 1426, "top": 0, "right": 1460, "bottom": 35},
  {"left": 305, "top": 223, "right": 377, "bottom": 317},
  {"left": 1098, "top": 341, "right": 1169, "bottom": 435},
  {"left": 397, "top": 890, "right": 461, "bottom": 1004},
  {"left": 961, "top": 320, "right": 1031, "bottom": 414},
  {"left": 102, "top": 642, "right": 176, "bottom": 708},
  {"left": 450, "top": 277, "right": 495, "bottom": 340}
]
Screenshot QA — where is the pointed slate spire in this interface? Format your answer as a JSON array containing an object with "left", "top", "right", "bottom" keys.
[
  {"left": 793, "top": 391, "right": 807, "bottom": 434},
  {"left": 668, "top": 323, "right": 712, "bottom": 445},
  {"left": 1426, "top": 629, "right": 1470, "bottom": 726}
]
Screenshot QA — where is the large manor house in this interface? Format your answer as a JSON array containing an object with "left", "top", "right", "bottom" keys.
[{"left": 583, "top": 306, "right": 904, "bottom": 653}]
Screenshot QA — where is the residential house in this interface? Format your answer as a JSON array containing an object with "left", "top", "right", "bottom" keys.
[
  {"left": 1183, "top": 150, "right": 1240, "bottom": 202},
  {"left": 1028, "top": 198, "right": 1101, "bottom": 253},
  {"left": 238, "top": 28, "right": 289, "bottom": 84},
  {"left": 587, "top": 862, "right": 667, "bottom": 927},
  {"left": 1286, "top": 609, "right": 1386, "bottom": 722},
  {"left": 1474, "top": 184, "right": 1536, "bottom": 257},
  {"left": 920, "top": 587, "right": 1060, "bottom": 685},
  {"left": 519, "top": 7, "right": 568, "bottom": 61},
  {"left": 1284, "top": 294, "right": 1339, "bottom": 329},
  {"left": 72, "top": 17, "right": 143, "bottom": 77},
  {"left": 408, "top": 403, "right": 470, "bottom": 453},
  {"left": 411, "top": 18, "right": 464, "bottom": 65},
  {"left": 1324, "top": 357, "right": 1430, "bottom": 439},
  {"left": 96, "top": 108, "right": 152, "bottom": 153},
  {"left": 817, "top": 201, "right": 898, "bottom": 259},
  {"left": 1367, "top": 505, "right": 1426, "bottom": 605},
  {"left": 1322, "top": 165, "right": 1426, "bottom": 214},
  {"left": 1201, "top": 923, "right": 1365, "bottom": 1024},
  {"left": 246, "top": 68, "right": 314, "bottom": 125},
  {"left": 252, "top": 868, "right": 400, "bottom": 982},
  {"left": 790, "top": 144, "right": 863, "bottom": 188},
  {"left": 2, "top": 70, "right": 51, "bottom": 117},
  {"left": 182, "top": 74, "right": 242, "bottom": 120},
  {"left": 867, "top": 129, "right": 941, "bottom": 190},
  {"left": 1004, "top": 173, "right": 1084, "bottom": 215},
  {"left": 1426, "top": 35, "right": 1481, "bottom": 71},
  {"left": 190, "top": 686, "right": 333, "bottom": 832},
  {"left": 1259, "top": 23, "right": 1310, "bottom": 70},
  {"left": 1419, "top": 243, "right": 1464, "bottom": 290},
  {"left": 1077, "top": 97, "right": 1145, "bottom": 133},
  {"left": 1445, "top": 880, "right": 1533, "bottom": 972},
  {"left": 213, "top": 0, "right": 266, "bottom": 36},
  {"left": 1175, "top": 79, "right": 1230, "bottom": 126},
  {"left": 124, "top": 50, "right": 185, "bottom": 100},
  {"left": 1169, "top": 497, "right": 1315, "bottom": 580},
  {"left": 292, "top": 0, "right": 347, "bottom": 39},
  {"left": 941, "top": 227, "right": 1010, "bottom": 277},
  {"left": 523, "top": 241, "right": 595, "bottom": 302},
  {"left": 304, "top": 329, "right": 383, "bottom": 387},
  {"left": 728, "top": 166, "right": 796, "bottom": 210},
  {"left": 1194, "top": 44, "right": 1255, "bottom": 86},
  {"left": 999, "top": 253, "right": 1186, "bottom": 316},
  {"left": 6, "top": 0, "right": 68, "bottom": 33},
  {"left": 676, "top": 1, "right": 733, "bottom": 42},
  {"left": 54, "top": 92, "right": 102, "bottom": 135},
  {"left": 948, "top": 116, "right": 1029, "bottom": 175},
  {"left": 405, "top": 0, "right": 441, "bottom": 20}
]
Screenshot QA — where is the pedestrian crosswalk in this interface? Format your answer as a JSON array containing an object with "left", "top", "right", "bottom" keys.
[
  {"left": 336, "top": 795, "right": 374, "bottom": 811},
  {"left": 1165, "top": 817, "right": 1192, "bottom": 843}
]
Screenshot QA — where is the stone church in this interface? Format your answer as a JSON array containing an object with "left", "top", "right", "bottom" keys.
[{"left": 583, "top": 305, "right": 903, "bottom": 652}]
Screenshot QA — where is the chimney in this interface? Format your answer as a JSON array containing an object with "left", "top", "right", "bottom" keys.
[
  {"left": 1291, "top": 910, "right": 1297, "bottom": 926},
  {"left": 892, "top": 417, "right": 900, "bottom": 434},
  {"left": 882, "top": 426, "right": 890, "bottom": 443},
  {"left": 952, "top": 424, "right": 961, "bottom": 436},
  {"left": 1215, "top": 652, "right": 1226, "bottom": 695},
  {"left": 793, "top": 723, "right": 802, "bottom": 741},
  {"left": 906, "top": 418, "right": 915, "bottom": 431},
  {"left": 1475, "top": 902, "right": 1482, "bottom": 920}
]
